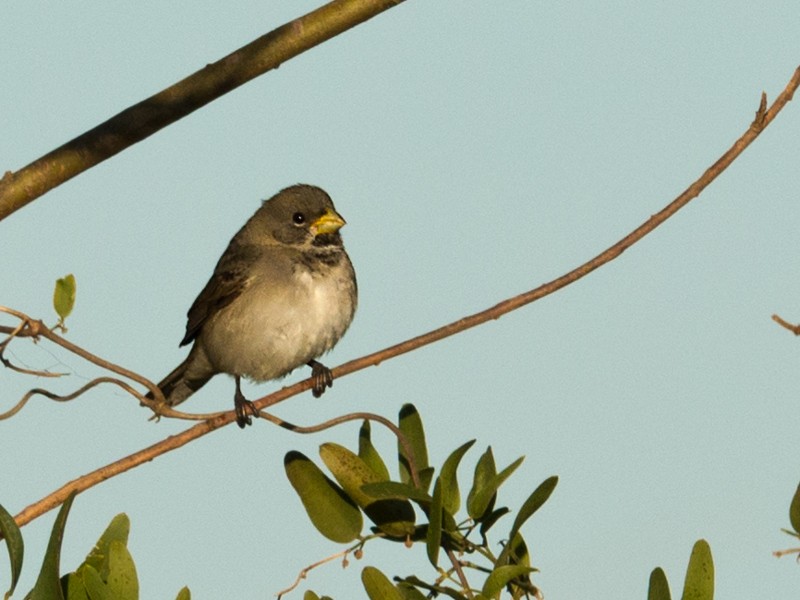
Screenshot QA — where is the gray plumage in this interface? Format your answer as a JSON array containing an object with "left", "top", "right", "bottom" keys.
[{"left": 152, "top": 184, "right": 357, "bottom": 427}]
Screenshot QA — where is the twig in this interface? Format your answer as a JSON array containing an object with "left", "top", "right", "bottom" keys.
[
  {"left": 258, "top": 410, "right": 422, "bottom": 488},
  {"left": 772, "top": 314, "right": 800, "bottom": 335},
  {"left": 9, "top": 66, "right": 800, "bottom": 531},
  {"left": 773, "top": 547, "right": 800, "bottom": 558},
  {"left": 0, "top": 377, "right": 141, "bottom": 421},
  {"left": 0, "top": 309, "right": 67, "bottom": 377},
  {"left": 0, "top": 0, "right": 408, "bottom": 222},
  {"left": 276, "top": 544, "right": 359, "bottom": 598},
  {"left": 1, "top": 310, "right": 164, "bottom": 407},
  {"left": 447, "top": 548, "right": 474, "bottom": 599}
]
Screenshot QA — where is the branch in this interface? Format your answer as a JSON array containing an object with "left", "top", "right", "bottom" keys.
[
  {"left": 322, "top": 68, "right": 800, "bottom": 386},
  {"left": 259, "top": 410, "right": 422, "bottom": 487},
  {"left": 10, "top": 66, "right": 800, "bottom": 530},
  {"left": 773, "top": 547, "right": 800, "bottom": 558},
  {"left": 0, "top": 0, "right": 407, "bottom": 222},
  {"left": 772, "top": 313, "right": 800, "bottom": 335},
  {"left": 277, "top": 543, "right": 363, "bottom": 598}
]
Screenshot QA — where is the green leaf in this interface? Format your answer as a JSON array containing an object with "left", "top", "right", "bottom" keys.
[
  {"left": 479, "top": 507, "right": 509, "bottom": 538},
  {"left": 426, "top": 479, "right": 443, "bottom": 568},
  {"left": 69, "top": 540, "right": 138, "bottom": 600},
  {"left": 789, "top": 483, "right": 800, "bottom": 534},
  {"left": 480, "top": 565, "right": 535, "bottom": 598},
  {"left": 467, "top": 449, "right": 524, "bottom": 521},
  {"left": 78, "top": 564, "right": 107, "bottom": 600},
  {"left": 320, "top": 443, "right": 387, "bottom": 508},
  {"left": 504, "top": 534, "right": 539, "bottom": 597},
  {"left": 397, "top": 404, "right": 430, "bottom": 490},
  {"left": 439, "top": 440, "right": 475, "bottom": 515},
  {"left": 396, "top": 583, "right": 428, "bottom": 600},
  {"left": 175, "top": 587, "right": 191, "bottom": 600},
  {"left": 82, "top": 514, "right": 130, "bottom": 580},
  {"left": 496, "top": 476, "right": 557, "bottom": 566},
  {"left": 301, "top": 593, "right": 333, "bottom": 600},
  {"left": 681, "top": 539, "right": 714, "bottom": 600},
  {"left": 648, "top": 567, "right": 672, "bottom": 600},
  {"left": 63, "top": 514, "right": 136, "bottom": 600},
  {"left": 505, "top": 532, "right": 530, "bottom": 567},
  {"left": 320, "top": 443, "right": 415, "bottom": 538},
  {"left": 509, "top": 476, "right": 557, "bottom": 541},
  {"left": 361, "top": 566, "right": 404, "bottom": 600},
  {"left": 0, "top": 502, "right": 24, "bottom": 600},
  {"left": 395, "top": 576, "right": 467, "bottom": 599},
  {"left": 467, "top": 447, "right": 497, "bottom": 519},
  {"left": 285, "top": 451, "right": 363, "bottom": 543},
  {"left": 100, "top": 540, "right": 138, "bottom": 599},
  {"left": 61, "top": 572, "right": 90, "bottom": 600},
  {"left": 360, "top": 481, "right": 431, "bottom": 504},
  {"left": 359, "top": 421, "right": 390, "bottom": 481},
  {"left": 28, "top": 491, "right": 76, "bottom": 600},
  {"left": 53, "top": 274, "right": 77, "bottom": 322}
]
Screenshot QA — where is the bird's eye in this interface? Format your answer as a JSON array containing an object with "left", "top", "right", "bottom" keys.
[{"left": 292, "top": 212, "right": 305, "bottom": 225}]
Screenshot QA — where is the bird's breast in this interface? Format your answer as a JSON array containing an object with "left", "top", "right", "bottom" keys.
[{"left": 200, "top": 258, "right": 356, "bottom": 382}]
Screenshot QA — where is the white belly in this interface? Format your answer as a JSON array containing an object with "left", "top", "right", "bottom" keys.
[{"left": 199, "top": 263, "right": 356, "bottom": 381}]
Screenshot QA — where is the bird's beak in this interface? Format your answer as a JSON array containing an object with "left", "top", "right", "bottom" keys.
[{"left": 310, "top": 209, "right": 346, "bottom": 236}]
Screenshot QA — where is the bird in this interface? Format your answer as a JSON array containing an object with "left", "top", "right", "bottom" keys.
[{"left": 149, "top": 184, "right": 357, "bottom": 428}]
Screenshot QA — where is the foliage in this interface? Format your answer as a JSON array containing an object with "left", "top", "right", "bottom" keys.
[
  {"left": 285, "top": 403, "right": 556, "bottom": 599},
  {"left": 0, "top": 406, "right": 727, "bottom": 600},
  {"left": 52, "top": 274, "right": 76, "bottom": 331},
  {"left": 774, "top": 482, "right": 800, "bottom": 560},
  {"left": 0, "top": 493, "right": 188, "bottom": 600},
  {"left": 647, "top": 540, "right": 714, "bottom": 600}
]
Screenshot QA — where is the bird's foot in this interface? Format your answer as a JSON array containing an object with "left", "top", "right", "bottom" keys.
[
  {"left": 308, "top": 360, "right": 333, "bottom": 398},
  {"left": 233, "top": 385, "right": 259, "bottom": 428}
]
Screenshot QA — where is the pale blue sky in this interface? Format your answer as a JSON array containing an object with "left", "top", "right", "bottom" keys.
[{"left": 2, "top": 2, "right": 800, "bottom": 598}]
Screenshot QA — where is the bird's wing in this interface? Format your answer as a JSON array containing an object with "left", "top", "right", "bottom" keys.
[{"left": 180, "top": 242, "right": 258, "bottom": 346}]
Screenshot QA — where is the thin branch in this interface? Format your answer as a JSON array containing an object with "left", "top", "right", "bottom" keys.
[
  {"left": 0, "top": 309, "right": 67, "bottom": 377},
  {"left": 772, "top": 313, "right": 800, "bottom": 335},
  {"left": 258, "top": 410, "right": 422, "bottom": 487},
  {"left": 0, "top": 312, "right": 419, "bottom": 473},
  {"left": 773, "top": 547, "right": 800, "bottom": 558},
  {"left": 0, "top": 377, "right": 141, "bottom": 421},
  {"left": 0, "top": 310, "right": 164, "bottom": 405},
  {"left": 9, "top": 67, "right": 800, "bottom": 531},
  {"left": 316, "top": 69, "right": 800, "bottom": 382},
  {"left": 0, "top": 0, "right": 407, "bottom": 222},
  {"left": 276, "top": 543, "right": 360, "bottom": 598},
  {"left": 446, "top": 548, "right": 475, "bottom": 599}
]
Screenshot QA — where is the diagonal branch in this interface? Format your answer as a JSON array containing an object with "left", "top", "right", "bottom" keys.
[
  {"left": 0, "top": 0, "right": 407, "bottom": 222},
  {"left": 9, "top": 66, "right": 800, "bottom": 531}
]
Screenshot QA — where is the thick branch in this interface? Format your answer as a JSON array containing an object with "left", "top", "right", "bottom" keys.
[
  {"left": 0, "top": 0, "right": 406, "bottom": 222},
  {"left": 10, "top": 66, "right": 800, "bottom": 531}
]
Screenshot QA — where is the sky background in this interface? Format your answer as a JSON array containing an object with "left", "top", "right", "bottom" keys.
[{"left": 2, "top": 2, "right": 800, "bottom": 598}]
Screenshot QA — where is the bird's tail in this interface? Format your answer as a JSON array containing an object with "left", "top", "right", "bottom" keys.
[{"left": 146, "top": 352, "right": 212, "bottom": 407}]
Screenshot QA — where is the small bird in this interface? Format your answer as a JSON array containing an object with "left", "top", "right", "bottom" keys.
[{"left": 150, "top": 184, "right": 357, "bottom": 427}]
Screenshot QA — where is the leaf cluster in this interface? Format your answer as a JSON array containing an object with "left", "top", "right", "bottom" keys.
[
  {"left": 0, "top": 494, "right": 188, "bottom": 600},
  {"left": 284, "top": 403, "right": 557, "bottom": 599}
]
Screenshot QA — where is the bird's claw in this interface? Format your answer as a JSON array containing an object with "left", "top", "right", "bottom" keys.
[
  {"left": 233, "top": 384, "right": 259, "bottom": 428},
  {"left": 308, "top": 360, "right": 333, "bottom": 398}
]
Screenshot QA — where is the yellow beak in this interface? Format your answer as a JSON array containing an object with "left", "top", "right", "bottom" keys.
[{"left": 310, "top": 209, "right": 346, "bottom": 236}]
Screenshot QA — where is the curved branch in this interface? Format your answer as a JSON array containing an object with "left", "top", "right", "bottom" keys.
[
  {"left": 0, "top": 310, "right": 164, "bottom": 403},
  {"left": 258, "top": 410, "right": 422, "bottom": 487},
  {"left": 10, "top": 66, "right": 800, "bottom": 530},
  {"left": 0, "top": 0, "right": 407, "bottom": 222}
]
